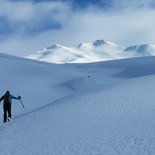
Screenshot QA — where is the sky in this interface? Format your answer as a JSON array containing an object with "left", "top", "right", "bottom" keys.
[{"left": 0, "top": 0, "right": 155, "bottom": 56}]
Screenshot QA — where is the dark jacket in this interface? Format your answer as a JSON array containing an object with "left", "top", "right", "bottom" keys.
[{"left": 0, "top": 94, "right": 19, "bottom": 105}]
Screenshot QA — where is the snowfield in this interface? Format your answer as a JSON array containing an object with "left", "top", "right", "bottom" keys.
[{"left": 0, "top": 54, "right": 155, "bottom": 154}]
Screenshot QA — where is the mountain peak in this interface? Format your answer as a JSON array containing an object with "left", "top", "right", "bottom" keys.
[
  {"left": 93, "top": 39, "right": 106, "bottom": 46},
  {"left": 125, "top": 44, "right": 155, "bottom": 53},
  {"left": 78, "top": 39, "right": 108, "bottom": 48},
  {"left": 46, "top": 44, "right": 63, "bottom": 50}
]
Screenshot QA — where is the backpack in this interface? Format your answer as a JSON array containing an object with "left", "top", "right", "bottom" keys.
[{"left": 4, "top": 94, "right": 11, "bottom": 103}]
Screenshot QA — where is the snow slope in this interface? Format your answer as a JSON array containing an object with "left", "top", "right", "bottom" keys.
[
  {"left": 26, "top": 39, "right": 155, "bottom": 64},
  {"left": 0, "top": 53, "right": 87, "bottom": 121},
  {"left": 0, "top": 54, "right": 155, "bottom": 154}
]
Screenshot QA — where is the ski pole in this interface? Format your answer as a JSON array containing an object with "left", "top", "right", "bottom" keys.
[{"left": 19, "top": 98, "right": 25, "bottom": 109}]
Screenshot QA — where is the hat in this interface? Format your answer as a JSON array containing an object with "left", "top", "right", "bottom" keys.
[{"left": 6, "top": 91, "right": 10, "bottom": 94}]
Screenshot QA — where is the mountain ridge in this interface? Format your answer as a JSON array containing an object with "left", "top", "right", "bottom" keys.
[{"left": 26, "top": 39, "right": 155, "bottom": 64}]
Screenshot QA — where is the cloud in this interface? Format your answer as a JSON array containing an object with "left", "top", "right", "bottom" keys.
[
  {"left": 0, "top": 0, "right": 69, "bottom": 37},
  {"left": 0, "top": 0, "right": 155, "bottom": 56},
  {"left": 111, "top": 0, "right": 155, "bottom": 9},
  {"left": 53, "top": 7, "right": 155, "bottom": 46}
]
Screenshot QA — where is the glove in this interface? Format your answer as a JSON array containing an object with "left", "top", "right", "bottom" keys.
[{"left": 18, "top": 95, "right": 21, "bottom": 99}]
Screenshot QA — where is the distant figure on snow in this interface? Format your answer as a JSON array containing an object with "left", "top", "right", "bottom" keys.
[{"left": 0, "top": 91, "right": 21, "bottom": 123}]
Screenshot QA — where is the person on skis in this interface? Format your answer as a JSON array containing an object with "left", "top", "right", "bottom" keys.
[{"left": 0, "top": 91, "right": 21, "bottom": 123}]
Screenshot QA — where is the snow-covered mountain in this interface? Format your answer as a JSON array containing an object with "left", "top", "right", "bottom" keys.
[
  {"left": 124, "top": 44, "right": 155, "bottom": 56},
  {"left": 26, "top": 39, "right": 129, "bottom": 64},
  {"left": 26, "top": 39, "right": 155, "bottom": 64},
  {"left": 0, "top": 53, "right": 155, "bottom": 154}
]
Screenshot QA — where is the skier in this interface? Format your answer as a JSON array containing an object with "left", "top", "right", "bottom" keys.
[{"left": 0, "top": 91, "right": 21, "bottom": 123}]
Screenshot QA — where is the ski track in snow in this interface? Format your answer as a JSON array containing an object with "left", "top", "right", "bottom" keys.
[{"left": 0, "top": 55, "right": 155, "bottom": 154}]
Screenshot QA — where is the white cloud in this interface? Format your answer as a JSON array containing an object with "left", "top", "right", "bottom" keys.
[
  {"left": 0, "top": 0, "right": 69, "bottom": 22},
  {"left": 0, "top": 0, "right": 70, "bottom": 36},
  {"left": 0, "top": 0, "right": 155, "bottom": 56},
  {"left": 110, "top": 0, "right": 155, "bottom": 10}
]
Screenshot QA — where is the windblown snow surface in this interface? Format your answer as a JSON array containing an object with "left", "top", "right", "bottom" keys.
[{"left": 0, "top": 53, "right": 155, "bottom": 154}]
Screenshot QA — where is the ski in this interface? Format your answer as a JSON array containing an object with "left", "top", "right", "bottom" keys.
[{"left": 7, "top": 117, "right": 12, "bottom": 122}]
